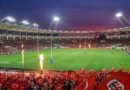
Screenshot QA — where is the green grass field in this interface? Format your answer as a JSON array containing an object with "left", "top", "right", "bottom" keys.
[{"left": 0, "top": 48, "right": 130, "bottom": 71}]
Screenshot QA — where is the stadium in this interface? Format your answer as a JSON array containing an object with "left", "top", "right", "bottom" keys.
[
  {"left": 0, "top": 17, "right": 130, "bottom": 90},
  {"left": 0, "top": 23, "right": 130, "bottom": 71},
  {"left": 0, "top": 0, "right": 130, "bottom": 90}
]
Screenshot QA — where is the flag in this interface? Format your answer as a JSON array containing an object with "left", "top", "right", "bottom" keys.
[
  {"left": 74, "top": 78, "right": 87, "bottom": 90},
  {"left": 97, "top": 70, "right": 129, "bottom": 90},
  {"left": 88, "top": 74, "right": 96, "bottom": 90},
  {"left": 125, "top": 74, "right": 130, "bottom": 90}
]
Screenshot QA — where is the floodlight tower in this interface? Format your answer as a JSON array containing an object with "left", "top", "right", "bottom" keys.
[
  {"left": 115, "top": 12, "right": 125, "bottom": 26},
  {"left": 115, "top": 12, "right": 130, "bottom": 26},
  {"left": 21, "top": 20, "right": 30, "bottom": 25},
  {"left": 32, "top": 23, "right": 39, "bottom": 28},
  {"left": 50, "top": 16, "right": 60, "bottom": 64},
  {"left": 1, "top": 16, "right": 16, "bottom": 23}
]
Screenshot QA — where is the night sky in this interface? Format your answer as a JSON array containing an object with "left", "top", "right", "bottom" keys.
[{"left": 0, "top": 0, "right": 130, "bottom": 30}]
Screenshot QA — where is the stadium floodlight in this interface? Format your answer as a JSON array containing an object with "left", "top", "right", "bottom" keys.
[
  {"left": 4, "top": 16, "right": 16, "bottom": 23},
  {"left": 53, "top": 16, "right": 60, "bottom": 22},
  {"left": 32, "top": 23, "right": 39, "bottom": 28},
  {"left": 88, "top": 44, "right": 91, "bottom": 48},
  {"left": 115, "top": 12, "right": 130, "bottom": 26},
  {"left": 115, "top": 12, "right": 123, "bottom": 18},
  {"left": 21, "top": 20, "right": 30, "bottom": 25}
]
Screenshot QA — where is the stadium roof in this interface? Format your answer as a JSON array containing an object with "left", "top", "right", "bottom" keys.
[{"left": 0, "top": 23, "right": 130, "bottom": 34}]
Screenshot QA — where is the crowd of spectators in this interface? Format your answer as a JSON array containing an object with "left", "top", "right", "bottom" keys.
[
  {"left": 0, "top": 69, "right": 129, "bottom": 90},
  {"left": 0, "top": 37, "right": 130, "bottom": 55}
]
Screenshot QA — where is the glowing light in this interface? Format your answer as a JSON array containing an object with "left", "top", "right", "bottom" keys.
[
  {"left": 5, "top": 16, "right": 16, "bottom": 22},
  {"left": 53, "top": 16, "right": 60, "bottom": 22},
  {"left": 39, "top": 54, "right": 44, "bottom": 70},
  {"left": 79, "top": 44, "right": 82, "bottom": 49},
  {"left": 32, "top": 23, "right": 39, "bottom": 28},
  {"left": 115, "top": 12, "right": 123, "bottom": 18},
  {"left": 88, "top": 44, "right": 91, "bottom": 48},
  {"left": 21, "top": 44, "right": 24, "bottom": 48},
  {"left": 21, "top": 20, "right": 30, "bottom": 25}
]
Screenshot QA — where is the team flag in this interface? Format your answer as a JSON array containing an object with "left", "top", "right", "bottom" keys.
[{"left": 97, "top": 70, "right": 130, "bottom": 90}]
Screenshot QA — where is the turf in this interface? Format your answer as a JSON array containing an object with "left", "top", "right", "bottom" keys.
[{"left": 0, "top": 48, "right": 130, "bottom": 71}]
